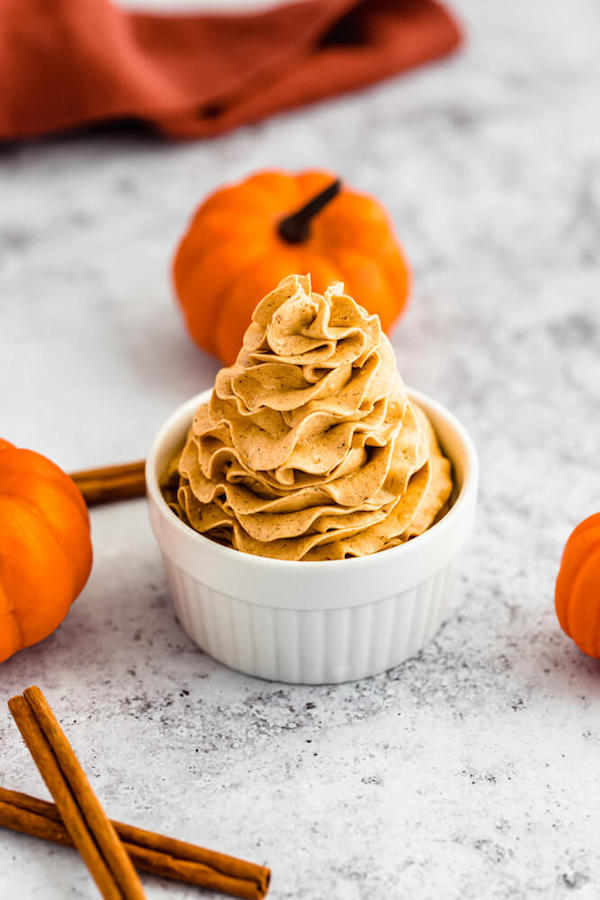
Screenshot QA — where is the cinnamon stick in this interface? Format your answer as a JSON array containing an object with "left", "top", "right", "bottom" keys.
[
  {"left": 8, "top": 695, "right": 123, "bottom": 900},
  {"left": 0, "top": 787, "right": 270, "bottom": 900},
  {"left": 69, "top": 460, "right": 146, "bottom": 505},
  {"left": 9, "top": 687, "right": 146, "bottom": 900}
]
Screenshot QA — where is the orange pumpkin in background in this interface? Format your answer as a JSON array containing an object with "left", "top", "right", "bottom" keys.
[
  {"left": 555, "top": 514, "right": 600, "bottom": 658},
  {"left": 173, "top": 170, "right": 411, "bottom": 365},
  {"left": 0, "top": 440, "right": 93, "bottom": 664}
]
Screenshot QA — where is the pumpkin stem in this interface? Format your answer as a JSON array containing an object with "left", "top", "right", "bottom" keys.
[{"left": 278, "top": 178, "right": 341, "bottom": 244}]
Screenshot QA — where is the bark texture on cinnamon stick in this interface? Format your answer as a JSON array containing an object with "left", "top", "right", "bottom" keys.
[
  {"left": 8, "top": 687, "right": 146, "bottom": 900},
  {"left": 0, "top": 787, "right": 270, "bottom": 900},
  {"left": 69, "top": 460, "right": 146, "bottom": 505}
]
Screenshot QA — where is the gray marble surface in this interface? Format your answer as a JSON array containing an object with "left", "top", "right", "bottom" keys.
[{"left": 2, "top": 0, "right": 600, "bottom": 897}]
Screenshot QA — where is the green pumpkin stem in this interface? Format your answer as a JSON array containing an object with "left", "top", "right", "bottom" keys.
[{"left": 277, "top": 178, "right": 341, "bottom": 244}]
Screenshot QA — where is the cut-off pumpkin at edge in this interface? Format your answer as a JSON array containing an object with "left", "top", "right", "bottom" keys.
[
  {"left": 555, "top": 513, "right": 600, "bottom": 658},
  {"left": 0, "top": 439, "right": 93, "bottom": 665}
]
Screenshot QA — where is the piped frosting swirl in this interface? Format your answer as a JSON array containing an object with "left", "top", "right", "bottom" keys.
[{"left": 165, "top": 275, "right": 452, "bottom": 560}]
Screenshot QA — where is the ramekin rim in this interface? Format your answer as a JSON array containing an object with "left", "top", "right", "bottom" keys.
[{"left": 146, "top": 386, "right": 478, "bottom": 571}]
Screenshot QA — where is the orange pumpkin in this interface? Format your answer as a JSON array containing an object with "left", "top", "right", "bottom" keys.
[
  {"left": 555, "top": 513, "right": 600, "bottom": 657},
  {"left": 0, "top": 439, "right": 93, "bottom": 664},
  {"left": 173, "top": 169, "right": 411, "bottom": 365}
]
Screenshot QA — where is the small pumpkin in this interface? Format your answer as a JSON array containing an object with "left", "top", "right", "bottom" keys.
[
  {"left": 0, "top": 439, "right": 93, "bottom": 664},
  {"left": 555, "top": 513, "right": 600, "bottom": 658},
  {"left": 173, "top": 169, "right": 411, "bottom": 365}
]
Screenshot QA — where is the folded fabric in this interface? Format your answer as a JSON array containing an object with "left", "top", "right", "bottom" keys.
[{"left": 0, "top": 0, "right": 461, "bottom": 140}]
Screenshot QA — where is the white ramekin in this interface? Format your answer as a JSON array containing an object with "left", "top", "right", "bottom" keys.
[{"left": 146, "top": 388, "right": 478, "bottom": 684}]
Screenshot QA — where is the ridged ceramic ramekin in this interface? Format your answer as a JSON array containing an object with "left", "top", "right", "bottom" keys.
[{"left": 146, "top": 388, "right": 478, "bottom": 684}]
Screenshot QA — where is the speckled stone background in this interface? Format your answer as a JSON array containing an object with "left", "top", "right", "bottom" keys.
[{"left": 2, "top": 0, "right": 600, "bottom": 897}]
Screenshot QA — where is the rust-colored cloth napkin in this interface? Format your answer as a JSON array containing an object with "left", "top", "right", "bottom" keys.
[{"left": 0, "top": 0, "right": 461, "bottom": 140}]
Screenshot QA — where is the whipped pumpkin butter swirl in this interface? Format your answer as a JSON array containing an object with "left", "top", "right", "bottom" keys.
[{"left": 165, "top": 275, "right": 453, "bottom": 561}]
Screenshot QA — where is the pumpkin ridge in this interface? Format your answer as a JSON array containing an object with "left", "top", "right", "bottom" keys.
[
  {"left": 2, "top": 502, "right": 79, "bottom": 624},
  {"left": 571, "top": 544, "right": 600, "bottom": 656},
  {"left": 557, "top": 532, "right": 600, "bottom": 636},
  {"left": 0, "top": 450, "right": 89, "bottom": 524},
  {"left": 570, "top": 513, "right": 600, "bottom": 541},
  {"left": 30, "top": 481, "right": 91, "bottom": 596},
  {"left": 0, "top": 496, "right": 73, "bottom": 651},
  {"left": 174, "top": 225, "right": 271, "bottom": 284},
  {"left": 0, "top": 474, "right": 90, "bottom": 542},
  {"left": 214, "top": 256, "right": 302, "bottom": 365},
  {"left": 0, "top": 560, "right": 25, "bottom": 656},
  {"left": 321, "top": 248, "right": 397, "bottom": 331},
  {"left": 0, "top": 490, "right": 77, "bottom": 602}
]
